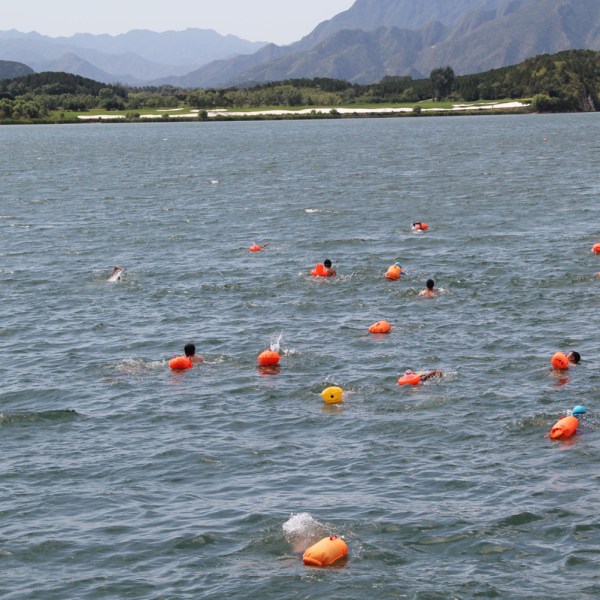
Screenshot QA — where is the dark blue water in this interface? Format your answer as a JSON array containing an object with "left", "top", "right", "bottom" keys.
[{"left": 2, "top": 115, "right": 600, "bottom": 599}]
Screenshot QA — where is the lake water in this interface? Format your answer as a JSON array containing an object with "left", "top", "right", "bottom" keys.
[{"left": 1, "top": 114, "right": 600, "bottom": 599}]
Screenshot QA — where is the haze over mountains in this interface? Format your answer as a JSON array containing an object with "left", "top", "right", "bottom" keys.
[
  {"left": 2, "top": 0, "right": 600, "bottom": 86},
  {"left": 0, "top": 29, "right": 267, "bottom": 84}
]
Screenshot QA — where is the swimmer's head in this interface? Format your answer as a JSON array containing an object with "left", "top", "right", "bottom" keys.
[
  {"left": 395, "top": 262, "right": 402, "bottom": 267},
  {"left": 184, "top": 343, "right": 196, "bottom": 357},
  {"left": 324, "top": 259, "right": 332, "bottom": 268},
  {"left": 567, "top": 351, "right": 580, "bottom": 364},
  {"left": 426, "top": 279, "right": 434, "bottom": 290}
]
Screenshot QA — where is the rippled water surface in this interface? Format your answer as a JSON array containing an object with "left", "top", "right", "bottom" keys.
[{"left": 2, "top": 115, "right": 600, "bottom": 599}]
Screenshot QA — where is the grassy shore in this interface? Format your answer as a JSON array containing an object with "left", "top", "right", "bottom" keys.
[{"left": 2, "top": 98, "right": 532, "bottom": 125}]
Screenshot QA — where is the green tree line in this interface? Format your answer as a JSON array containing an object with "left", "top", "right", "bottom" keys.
[{"left": 1, "top": 49, "right": 599, "bottom": 122}]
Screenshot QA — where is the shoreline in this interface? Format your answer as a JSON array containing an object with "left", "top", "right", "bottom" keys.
[{"left": 75, "top": 101, "right": 530, "bottom": 121}]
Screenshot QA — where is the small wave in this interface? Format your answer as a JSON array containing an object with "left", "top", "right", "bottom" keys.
[
  {"left": 111, "top": 358, "right": 166, "bottom": 375},
  {"left": 0, "top": 409, "right": 79, "bottom": 426}
]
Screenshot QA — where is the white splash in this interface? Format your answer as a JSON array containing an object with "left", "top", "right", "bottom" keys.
[{"left": 283, "top": 513, "right": 326, "bottom": 553}]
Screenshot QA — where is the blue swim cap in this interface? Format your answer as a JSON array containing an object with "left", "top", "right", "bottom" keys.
[
  {"left": 395, "top": 262, "right": 402, "bottom": 267},
  {"left": 572, "top": 405, "right": 586, "bottom": 417}
]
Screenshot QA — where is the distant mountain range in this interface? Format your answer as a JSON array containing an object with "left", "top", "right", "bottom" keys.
[
  {"left": 0, "top": 29, "right": 267, "bottom": 85},
  {"left": 177, "top": 0, "right": 600, "bottom": 87},
  {"left": 2, "top": 0, "right": 600, "bottom": 87}
]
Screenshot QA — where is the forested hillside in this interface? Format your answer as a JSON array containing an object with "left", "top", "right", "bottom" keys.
[
  {"left": 0, "top": 50, "right": 598, "bottom": 122},
  {"left": 0, "top": 60, "right": 33, "bottom": 80}
]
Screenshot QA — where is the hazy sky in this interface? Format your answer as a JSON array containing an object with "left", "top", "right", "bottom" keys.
[{"left": 2, "top": 0, "right": 356, "bottom": 44}]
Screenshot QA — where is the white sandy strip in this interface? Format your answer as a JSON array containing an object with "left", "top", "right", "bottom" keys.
[
  {"left": 78, "top": 102, "right": 528, "bottom": 120},
  {"left": 208, "top": 102, "right": 528, "bottom": 117},
  {"left": 77, "top": 115, "right": 126, "bottom": 120}
]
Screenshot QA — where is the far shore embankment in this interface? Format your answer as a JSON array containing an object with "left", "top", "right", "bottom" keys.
[{"left": 74, "top": 101, "right": 530, "bottom": 122}]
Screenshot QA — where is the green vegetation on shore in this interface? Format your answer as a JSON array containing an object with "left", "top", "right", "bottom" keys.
[{"left": 0, "top": 49, "right": 598, "bottom": 124}]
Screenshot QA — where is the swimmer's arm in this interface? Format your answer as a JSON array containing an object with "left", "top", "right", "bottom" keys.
[{"left": 421, "top": 370, "right": 442, "bottom": 381}]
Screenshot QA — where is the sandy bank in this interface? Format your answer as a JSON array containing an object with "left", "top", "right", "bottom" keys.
[{"left": 77, "top": 101, "right": 529, "bottom": 121}]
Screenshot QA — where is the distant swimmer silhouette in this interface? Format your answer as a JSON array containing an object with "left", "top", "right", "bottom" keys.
[
  {"left": 311, "top": 259, "right": 336, "bottom": 277},
  {"left": 419, "top": 279, "right": 436, "bottom": 297},
  {"left": 108, "top": 266, "right": 125, "bottom": 282}
]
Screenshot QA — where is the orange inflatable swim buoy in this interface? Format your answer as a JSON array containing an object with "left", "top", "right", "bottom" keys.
[
  {"left": 169, "top": 356, "right": 193, "bottom": 371},
  {"left": 550, "top": 352, "right": 569, "bottom": 370},
  {"left": 398, "top": 371, "right": 422, "bottom": 386},
  {"left": 311, "top": 263, "right": 334, "bottom": 277},
  {"left": 369, "top": 320, "right": 391, "bottom": 334},
  {"left": 257, "top": 350, "right": 281, "bottom": 367},
  {"left": 385, "top": 264, "right": 402, "bottom": 280},
  {"left": 311, "top": 263, "right": 325, "bottom": 276},
  {"left": 547, "top": 415, "right": 578, "bottom": 439},
  {"left": 303, "top": 536, "right": 348, "bottom": 567},
  {"left": 592, "top": 243, "right": 600, "bottom": 255},
  {"left": 249, "top": 244, "right": 262, "bottom": 252}
]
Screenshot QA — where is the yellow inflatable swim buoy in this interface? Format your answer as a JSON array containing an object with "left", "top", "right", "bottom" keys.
[
  {"left": 321, "top": 386, "right": 343, "bottom": 404},
  {"left": 303, "top": 536, "right": 348, "bottom": 567}
]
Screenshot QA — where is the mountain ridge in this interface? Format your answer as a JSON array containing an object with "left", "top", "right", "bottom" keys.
[
  {"left": 0, "top": 28, "right": 267, "bottom": 84},
  {"left": 173, "top": 0, "right": 600, "bottom": 87},
  {"left": 2, "top": 0, "right": 600, "bottom": 87}
]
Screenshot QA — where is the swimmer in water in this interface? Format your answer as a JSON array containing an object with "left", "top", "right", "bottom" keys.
[
  {"left": 323, "top": 259, "right": 337, "bottom": 277},
  {"left": 412, "top": 221, "right": 424, "bottom": 231},
  {"left": 184, "top": 343, "right": 204, "bottom": 364},
  {"left": 249, "top": 243, "right": 269, "bottom": 252},
  {"left": 108, "top": 266, "right": 124, "bottom": 282},
  {"left": 406, "top": 369, "right": 443, "bottom": 382},
  {"left": 567, "top": 351, "right": 580, "bottom": 365},
  {"left": 419, "top": 279, "right": 436, "bottom": 297}
]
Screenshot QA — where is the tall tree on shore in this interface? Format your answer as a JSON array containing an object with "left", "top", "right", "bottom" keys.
[{"left": 430, "top": 66, "right": 455, "bottom": 100}]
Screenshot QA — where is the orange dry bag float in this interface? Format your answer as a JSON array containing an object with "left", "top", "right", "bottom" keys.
[
  {"left": 303, "top": 536, "right": 348, "bottom": 567},
  {"left": 547, "top": 415, "right": 578, "bottom": 439},
  {"left": 169, "top": 356, "right": 193, "bottom": 371},
  {"left": 592, "top": 243, "right": 600, "bottom": 254},
  {"left": 385, "top": 264, "right": 402, "bottom": 280},
  {"left": 257, "top": 350, "right": 281, "bottom": 367},
  {"left": 398, "top": 372, "right": 422, "bottom": 386},
  {"left": 369, "top": 320, "right": 391, "bottom": 334},
  {"left": 311, "top": 263, "right": 332, "bottom": 277},
  {"left": 249, "top": 244, "right": 262, "bottom": 252},
  {"left": 550, "top": 352, "right": 569, "bottom": 370}
]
